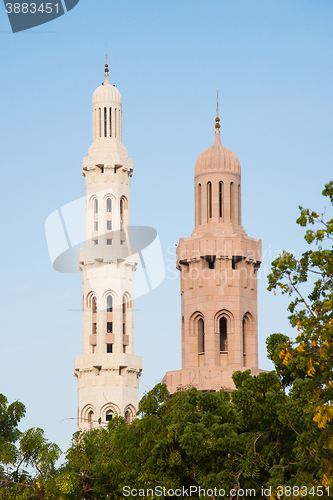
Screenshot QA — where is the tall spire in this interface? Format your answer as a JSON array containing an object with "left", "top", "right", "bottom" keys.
[
  {"left": 215, "top": 88, "right": 220, "bottom": 133},
  {"left": 214, "top": 88, "right": 221, "bottom": 144},
  {"left": 104, "top": 46, "right": 109, "bottom": 84}
]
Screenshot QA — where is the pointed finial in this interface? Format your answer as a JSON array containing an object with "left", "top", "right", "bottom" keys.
[
  {"left": 215, "top": 88, "right": 220, "bottom": 133},
  {"left": 104, "top": 46, "right": 109, "bottom": 84},
  {"left": 105, "top": 45, "right": 109, "bottom": 75}
]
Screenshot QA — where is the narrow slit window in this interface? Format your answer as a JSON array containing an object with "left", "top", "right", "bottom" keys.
[
  {"left": 99, "top": 108, "right": 101, "bottom": 137},
  {"left": 107, "top": 344, "right": 113, "bottom": 353},
  {"left": 107, "top": 220, "right": 112, "bottom": 230},
  {"left": 207, "top": 182, "right": 212, "bottom": 220},
  {"left": 115, "top": 108, "right": 117, "bottom": 138},
  {"left": 219, "top": 181, "right": 223, "bottom": 218},
  {"left": 123, "top": 297, "right": 126, "bottom": 335},
  {"left": 88, "top": 410, "right": 94, "bottom": 430},
  {"left": 106, "top": 198, "right": 112, "bottom": 212},
  {"left": 95, "top": 221, "right": 98, "bottom": 231},
  {"left": 220, "top": 317, "right": 227, "bottom": 351},
  {"left": 107, "top": 322, "right": 113, "bottom": 333},
  {"left": 107, "top": 295, "right": 113, "bottom": 312},
  {"left": 94, "top": 199, "right": 98, "bottom": 213},
  {"left": 198, "top": 318, "right": 204, "bottom": 353},
  {"left": 109, "top": 108, "right": 112, "bottom": 137},
  {"left": 104, "top": 107, "right": 107, "bottom": 137},
  {"left": 120, "top": 199, "right": 124, "bottom": 230}
]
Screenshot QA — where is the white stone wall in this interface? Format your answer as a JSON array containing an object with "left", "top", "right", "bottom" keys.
[{"left": 75, "top": 74, "right": 142, "bottom": 431}]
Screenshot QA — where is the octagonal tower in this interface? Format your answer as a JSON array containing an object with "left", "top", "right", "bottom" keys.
[
  {"left": 164, "top": 101, "right": 263, "bottom": 393},
  {"left": 74, "top": 61, "right": 142, "bottom": 430}
]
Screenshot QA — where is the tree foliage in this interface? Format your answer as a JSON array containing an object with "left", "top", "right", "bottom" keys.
[
  {"left": 1, "top": 182, "right": 333, "bottom": 499},
  {"left": 267, "top": 181, "right": 333, "bottom": 489}
]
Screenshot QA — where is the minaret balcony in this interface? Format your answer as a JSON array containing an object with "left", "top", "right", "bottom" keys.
[
  {"left": 105, "top": 333, "right": 115, "bottom": 344},
  {"left": 89, "top": 334, "right": 97, "bottom": 346}
]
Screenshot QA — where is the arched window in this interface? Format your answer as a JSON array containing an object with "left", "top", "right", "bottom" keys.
[
  {"left": 94, "top": 199, "right": 98, "bottom": 214},
  {"left": 120, "top": 199, "right": 124, "bottom": 230},
  {"left": 106, "top": 198, "right": 112, "bottom": 212},
  {"left": 122, "top": 296, "right": 126, "bottom": 336},
  {"left": 198, "top": 318, "right": 204, "bottom": 353},
  {"left": 207, "top": 182, "right": 212, "bottom": 220},
  {"left": 219, "top": 181, "right": 223, "bottom": 219},
  {"left": 109, "top": 108, "right": 112, "bottom": 137},
  {"left": 88, "top": 410, "right": 94, "bottom": 430},
  {"left": 107, "top": 295, "right": 113, "bottom": 312},
  {"left": 230, "top": 183, "right": 234, "bottom": 223},
  {"left": 125, "top": 410, "right": 131, "bottom": 423},
  {"left": 219, "top": 317, "right": 227, "bottom": 351},
  {"left": 92, "top": 296, "right": 97, "bottom": 336},
  {"left": 104, "top": 107, "right": 107, "bottom": 137},
  {"left": 198, "top": 184, "right": 201, "bottom": 225},
  {"left": 242, "top": 314, "right": 251, "bottom": 365},
  {"left": 106, "top": 410, "right": 113, "bottom": 422},
  {"left": 238, "top": 184, "right": 241, "bottom": 225}
]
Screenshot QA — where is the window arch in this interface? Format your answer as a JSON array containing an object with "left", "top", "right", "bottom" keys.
[
  {"left": 106, "top": 410, "right": 113, "bottom": 422},
  {"left": 124, "top": 405, "right": 135, "bottom": 423},
  {"left": 101, "top": 403, "right": 120, "bottom": 424},
  {"left": 215, "top": 310, "right": 234, "bottom": 353},
  {"left": 207, "top": 182, "right": 212, "bottom": 220},
  {"left": 219, "top": 317, "right": 227, "bottom": 351},
  {"left": 242, "top": 313, "right": 253, "bottom": 366},
  {"left": 88, "top": 411, "right": 94, "bottom": 430},
  {"left": 81, "top": 404, "right": 96, "bottom": 430}
]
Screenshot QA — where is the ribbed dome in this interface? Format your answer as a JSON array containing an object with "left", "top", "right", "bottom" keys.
[
  {"left": 195, "top": 133, "right": 240, "bottom": 175},
  {"left": 92, "top": 81, "right": 121, "bottom": 104}
]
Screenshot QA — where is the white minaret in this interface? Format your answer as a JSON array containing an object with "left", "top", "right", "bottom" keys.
[{"left": 74, "top": 59, "right": 142, "bottom": 430}]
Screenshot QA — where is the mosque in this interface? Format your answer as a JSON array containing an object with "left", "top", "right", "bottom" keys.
[{"left": 74, "top": 63, "right": 263, "bottom": 430}]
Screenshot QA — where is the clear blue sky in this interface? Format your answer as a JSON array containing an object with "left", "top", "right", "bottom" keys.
[{"left": 0, "top": 0, "right": 332, "bottom": 455}]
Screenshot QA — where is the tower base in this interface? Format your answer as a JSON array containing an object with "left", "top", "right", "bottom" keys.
[{"left": 163, "top": 366, "right": 267, "bottom": 394}]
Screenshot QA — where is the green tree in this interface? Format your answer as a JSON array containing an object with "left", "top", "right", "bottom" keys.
[
  {"left": 0, "top": 394, "right": 62, "bottom": 500},
  {"left": 267, "top": 181, "right": 333, "bottom": 489}
]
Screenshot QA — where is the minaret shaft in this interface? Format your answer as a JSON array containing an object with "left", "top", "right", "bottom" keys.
[
  {"left": 74, "top": 68, "right": 142, "bottom": 430},
  {"left": 164, "top": 120, "right": 263, "bottom": 393}
]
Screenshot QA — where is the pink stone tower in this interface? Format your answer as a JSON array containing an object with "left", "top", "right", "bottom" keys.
[{"left": 164, "top": 97, "right": 263, "bottom": 393}]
